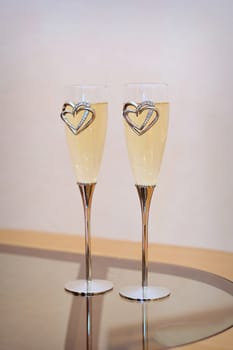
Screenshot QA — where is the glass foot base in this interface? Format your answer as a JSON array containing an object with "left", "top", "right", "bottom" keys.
[
  {"left": 65, "top": 279, "right": 113, "bottom": 295},
  {"left": 119, "top": 285, "right": 170, "bottom": 301}
]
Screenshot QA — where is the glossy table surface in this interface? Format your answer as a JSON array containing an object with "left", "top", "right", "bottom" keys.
[{"left": 0, "top": 230, "right": 233, "bottom": 350}]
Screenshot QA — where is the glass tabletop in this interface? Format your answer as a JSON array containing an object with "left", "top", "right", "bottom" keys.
[{"left": 0, "top": 245, "right": 232, "bottom": 350}]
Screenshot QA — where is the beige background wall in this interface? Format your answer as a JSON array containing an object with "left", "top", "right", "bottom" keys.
[{"left": 1, "top": 0, "right": 233, "bottom": 251}]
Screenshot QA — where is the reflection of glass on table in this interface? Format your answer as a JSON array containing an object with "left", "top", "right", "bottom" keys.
[{"left": 0, "top": 244, "right": 232, "bottom": 349}]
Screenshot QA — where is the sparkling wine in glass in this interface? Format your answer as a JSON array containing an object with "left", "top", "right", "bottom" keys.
[
  {"left": 119, "top": 83, "right": 170, "bottom": 301},
  {"left": 60, "top": 84, "right": 113, "bottom": 295}
]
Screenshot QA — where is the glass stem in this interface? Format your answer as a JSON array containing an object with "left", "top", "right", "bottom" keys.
[
  {"left": 78, "top": 183, "right": 96, "bottom": 282},
  {"left": 136, "top": 185, "right": 155, "bottom": 288}
]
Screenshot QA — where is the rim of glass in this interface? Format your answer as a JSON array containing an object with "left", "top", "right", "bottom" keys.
[
  {"left": 68, "top": 83, "right": 108, "bottom": 89},
  {"left": 125, "top": 82, "right": 168, "bottom": 88},
  {"left": 63, "top": 84, "right": 108, "bottom": 103}
]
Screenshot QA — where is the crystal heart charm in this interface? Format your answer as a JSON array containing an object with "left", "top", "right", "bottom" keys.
[
  {"left": 123, "top": 100, "right": 159, "bottom": 136},
  {"left": 60, "top": 101, "right": 96, "bottom": 135}
]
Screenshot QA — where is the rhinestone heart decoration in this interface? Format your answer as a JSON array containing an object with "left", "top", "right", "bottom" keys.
[
  {"left": 60, "top": 101, "right": 96, "bottom": 135},
  {"left": 123, "top": 100, "right": 159, "bottom": 136}
]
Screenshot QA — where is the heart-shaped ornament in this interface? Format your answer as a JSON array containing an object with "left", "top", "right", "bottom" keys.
[
  {"left": 123, "top": 100, "right": 159, "bottom": 136},
  {"left": 60, "top": 101, "right": 96, "bottom": 135}
]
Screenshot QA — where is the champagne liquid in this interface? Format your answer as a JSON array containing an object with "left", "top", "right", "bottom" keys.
[
  {"left": 124, "top": 102, "right": 169, "bottom": 185},
  {"left": 65, "top": 102, "right": 107, "bottom": 183}
]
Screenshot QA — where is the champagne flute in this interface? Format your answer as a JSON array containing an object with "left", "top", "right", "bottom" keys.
[
  {"left": 60, "top": 84, "right": 113, "bottom": 295},
  {"left": 119, "top": 83, "right": 170, "bottom": 301}
]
